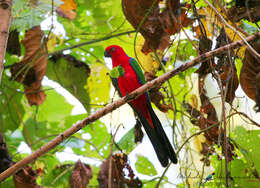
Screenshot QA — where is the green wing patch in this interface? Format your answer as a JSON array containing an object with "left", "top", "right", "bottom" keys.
[{"left": 129, "top": 58, "right": 146, "bottom": 85}]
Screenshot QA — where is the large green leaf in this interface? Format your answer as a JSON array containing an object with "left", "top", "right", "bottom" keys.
[
  {"left": 0, "top": 73, "right": 25, "bottom": 132},
  {"left": 22, "top": 118, "right": 47, "bottom": 147},
  {"left": 71, "top": 119, "right": 110, "bottom": 159},
  {"left": 42, "top": 157, "right": 72, "bottom": 187},
  {"left": 11, "top": 0, "right": 63, "bottom": 31},
  {"left": 211, "top": 126, "right": 260, "bottom": 187},
  {"left": 47, "top": 54, "right": 91, "bottom": 112},
  {"left": 135, "top": 155, "right": 157, "bottom": 176},
  {"left": 116, "top": 127, "right": 135, "bottom": 154},
  {"left": 36, "top": 87, "right": 73, "bottom": 122},
  {"left": 233, "top": 126, "right": 260, "bottom": 173}
]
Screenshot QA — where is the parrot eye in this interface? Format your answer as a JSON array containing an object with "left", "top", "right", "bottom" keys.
[{"left": 110, "top": 47, "right": 116, "bottom": 52}]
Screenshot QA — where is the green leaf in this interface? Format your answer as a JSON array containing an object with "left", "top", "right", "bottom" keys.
[
  {"left": 135, "top": 155, "right": 157, "bottom": 176},
  {"left": 110, "top": 66, "right": 125, "bottom": 78},
  {"left": 116, "top": 127, "right": 135, "bottom": 154},
  {"left": 0, "top": 177, "right": 14, "bottom": 188},
  {"left": 11, "top": 0, "right": 63, "bottom": 31},
  {"left": 64, "top": 137, "right": 85, "bottom": 148},
  {"left": 43, "top": 161, "right": 72, "bottom": 187},
  {"left": 233, "top": 126, "right": 260, "bottom": 171},
  {"left": 72, "top": 120, "right": 110, "bottom": 159},
  {"left": 47, "top": 55, "right": 91, "bottom": 112},
  {"left": 37, "top": 87, "right": 73, "bottom": 122},
  {"left": 0, "top": 73, "right": 25, "bottom": 132},
  {"left": 171, "top": 39, "right": 197, "bottom": 61},
  {"left": 211, "top": 126, "right": 260, "bottom": 187},
  {"left": 242, "top": 20, "right": 259, "bottom": 34},
  {"left": 22, "top": 118, "right": 47, "bottom": 146}
]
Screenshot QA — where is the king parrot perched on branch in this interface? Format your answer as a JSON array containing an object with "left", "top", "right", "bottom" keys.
[{"left": 104, "top": 45, "right": 177, "bottom": 167}]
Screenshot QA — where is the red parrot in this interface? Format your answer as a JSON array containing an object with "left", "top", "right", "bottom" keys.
[{"left": 104, "top": 45, "right": 177, "bottom": 167}]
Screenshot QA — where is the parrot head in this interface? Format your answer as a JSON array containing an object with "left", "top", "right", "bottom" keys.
[
  {"left": 104, "top": 45, "right": 128, "bottom": 58},
  {"left": 104, "top": 45, "right": 128, "bottom": 67}
]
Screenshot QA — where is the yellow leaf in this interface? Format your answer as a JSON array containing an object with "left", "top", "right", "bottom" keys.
[
  {"left": 225, "top": 27, "right": 246, "bottom": 58},
  {"left": 194, "top": 7, "right": 216, "bottom": 38},
  {"left": 190, "top": 94, "right": 198, "bottom": 109},
  {"left": 194, "top": 134, "right": 206, "bottom": 152},
  {"left": 47, "top": 33, "right": 64, "bottom": 52},
  {"left": 47, "top": 33, "right": 57, "bottom": 52},
  {"left": 85, "top": 64, "right": 110, "bottom": 105},
  {"left": 135, "top": 36, "right": 161, "bottom": 73}
]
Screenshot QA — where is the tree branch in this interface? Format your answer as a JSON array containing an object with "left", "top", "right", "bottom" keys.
[
  {"left": 0, "top": 32, "right": 259, "bottom": 182},
  {"left": 0, "top": 0, "right": 12, "bottom": 82}
]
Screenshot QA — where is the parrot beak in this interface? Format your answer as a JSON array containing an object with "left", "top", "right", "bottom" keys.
[{"left": 104, "top": 50, "right": 111, "bottom": 57}]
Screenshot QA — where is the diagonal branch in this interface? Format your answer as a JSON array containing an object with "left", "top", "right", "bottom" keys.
[
  {"left": 0, "top": 0, "right": 12, "bottom": 83},
  {"left": 0, "top": 32, "right": 259, "bottom": 182}
]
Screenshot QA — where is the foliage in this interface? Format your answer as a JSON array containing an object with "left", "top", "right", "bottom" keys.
[{"left": 1, "top": 0, "right": 260, "bottom": 187}]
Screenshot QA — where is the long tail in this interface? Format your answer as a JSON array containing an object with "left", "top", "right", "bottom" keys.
[{"left": 135, "top": 103, "right": 177, "bottom": 167}]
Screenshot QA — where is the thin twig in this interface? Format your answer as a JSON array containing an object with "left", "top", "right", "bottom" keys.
[{"left": 49, "top": 30, "right": 136, "bottom": 56}]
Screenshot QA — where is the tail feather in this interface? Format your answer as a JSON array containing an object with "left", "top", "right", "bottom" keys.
[
  {"left": 148, "top": 103, "right": 178, "bottom": 164},
  {"left": 134, "top": 103, "right": 177, "bottom": 167}
]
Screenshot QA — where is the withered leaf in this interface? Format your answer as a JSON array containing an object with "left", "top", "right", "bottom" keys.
[
  {"left": 14, "top": 166, "right": 42, "bottom": 188},
  {"left": 215, "top": 28, "right": 239, "bottom": 104},
  {"left": 0, "top": 133, "right": 14, "bottom": 173},
  {"left": 122, "top": 0, "right": 192, "bottom": 54},
  {"left": 98, "top": 153, "right": 142, "bottom": 188},
  {"left": 6, "top": 29, "right": 21, "bottom": 56},
  {"left": 134, "top": 119, "right": 144, "bottom": 143},
  {"left": 195, "top": 37, "right": 213, "bottom": 75},
  {"left": 227, "top": 3, "right": 260, "bottom": 22},
  {"left": 69, "top": 160, "right": 92, "bottom": 188},
  {"left": 240, "top": 41, "right": 260, "bottom": 111},
  {"left": 10, "top": 26, "right": 48, "bottom": 106}
]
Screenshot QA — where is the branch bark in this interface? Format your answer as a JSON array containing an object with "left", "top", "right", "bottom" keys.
[
  {"left": 0, "top": 32, "right": 259, "bottom": 182},
  {"left": 0, "top": 0, "right": 12, "bottom": 82}
]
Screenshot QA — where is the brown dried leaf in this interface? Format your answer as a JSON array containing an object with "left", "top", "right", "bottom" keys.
[
  {"left": 195, "top": 37, "right": 213, "bottom": 75},
  {"left": 56, "top": 0, "right": 77, "bottom": 20},
  {"left": 240, "top": 41, "right": 260, "bottom": 111},
  {"left": 122, "top": 0, "right": 192, "bottom": 53},
  {"left": 6, "top": 29, "right": 21, "bottom": 56},
  {"left": 10, "top": 26, "right": 48, "bottom": 106},
  {"left": 240, "top": 41, "right": 260, "bottom": 100},
  {"left": 227, "top": 4, "right": 260, "bottom": 22},
  {"left": 14, "top": 166, "right": 42, "bottom": 188},
  {"left": 134, "top": 119, "right": 144, "bottom": 143},
  {"left": 214, "top": 28, "right": 239, "bottom": 104},
  {"left": 69, "top": 160, "right": 92, "bottom": 188},
  {"left": 98, "top": 153, "right": 141, "bottom": 188},
  {"left": 0, "top": 133, "right": 14, "bottom": 173}
]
